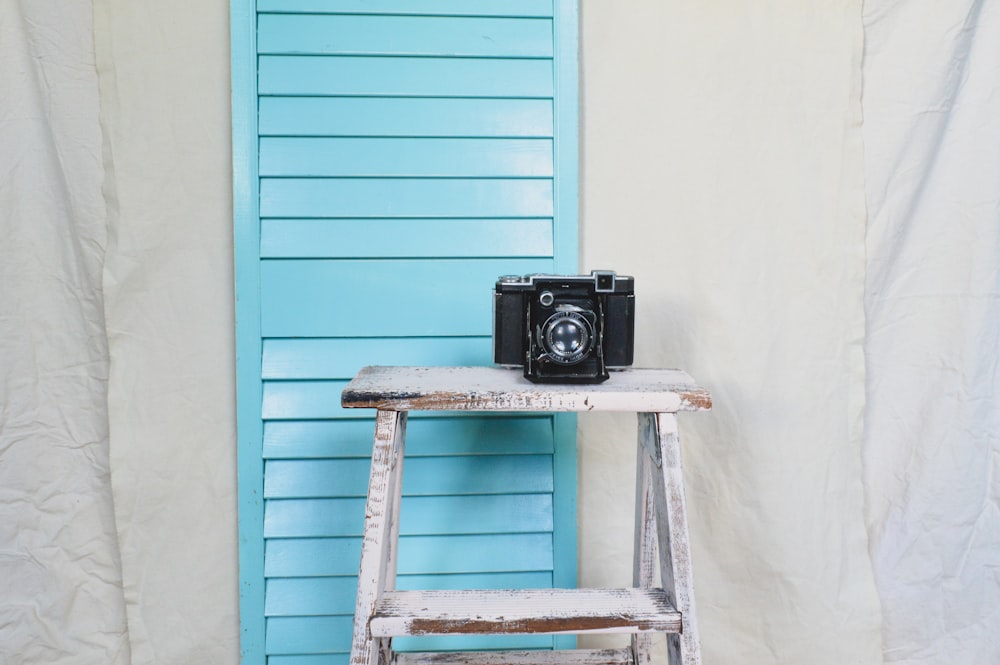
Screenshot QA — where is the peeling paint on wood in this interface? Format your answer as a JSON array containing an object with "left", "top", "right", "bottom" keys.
[
  {"left": 371, "top": 588, "right": 681, "bottom": 637},
  {"left": 345, "top": 366, "right": 710, "bottom": 665},
  {"left": 349, "top": 410, "right": 408, "bottom": 665},
  {"left": 341, "top": 366, "right": 712, "bottom": 413},
  {"left": 394, "top": 648, "right": 634, "bottom": 665},
  {"left": 641, "top": 413, "right": 702, "bottom": 665}
]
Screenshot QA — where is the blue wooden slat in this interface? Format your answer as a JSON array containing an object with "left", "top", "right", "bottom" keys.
[
  {"left": 268, "top": 655, "right": 345, "bottom": 665},
  {"left": 399, "top": 533, "right": 553, "bottom": 576},
  {"left": 256, "top": 0, "right": 554, "bottom": 17},
  {"left": 259, "top": 258, "right": 552, "bottom": 338},
  {"left": 258, "top": 56, "right": 553, "bottom": 97},
  {"left": 265, "top": 537, "right": 362, "bottom": 577},
  {"left": 258, "top": 15, "right": 553, "bottom": 58},
  {"left": 262, "top": 416, "right": 554, "bottom": 459},
  {"left": 265, "top": 497, "right": 366, "bottom": 538},
  {"left": 398, "top": 570, "right": 552, "bottom": 590},
  {"left": 264, "top": 455, "right": 554, "bottom": 498},
  {"left": 261, "top": 218, "right": 553, "bottom": 258},
  {"left": 266, "top": 576, "right": 358, "bottom": 615},
  {"left": 264, "top": 458, "right": 369, "bottom": 497},
  {"left": 261, "top": 337, "right": 492, "bottom": 379},
  {"left": 260, "top": 138, "right": 553, "bottom": 178},
  {"left": 266, "top": 616, "right": 551, "bottom": 656},
  {"left": 266, "top": 537, "right": 553, "bottom": 579},
  {"left": 264, "top": 494, "right": 553, "bottom": 538},
  {"left": 260, "top": 178, "right": 553, "bottom": 219},
  {"left": 262, "top": 381, "right": 353, "bottom": 420},
  {"left": 266, "top": 572, "right": 552, "bottom": 617},
  {"left": 258, "top": 98, "right": 553, "bottom": 138},
  {"left": 265, "top": 615, "right": 354, "bottom": 654}
]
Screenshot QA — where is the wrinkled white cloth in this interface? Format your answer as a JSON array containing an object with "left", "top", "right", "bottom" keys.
[
  {"left": 863, "top": 2, "right": 1000, "bottom": 663},
  {"left": 93, "top": 0, "right": 240, "bottom": 663},
  {"left": 0, "top": 0, "right": 129, "bottom": 663},
  {"left": 578, "top": 2, "right": 883, "bottom": 663}
]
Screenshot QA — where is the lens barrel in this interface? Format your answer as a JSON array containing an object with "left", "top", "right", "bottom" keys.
[{"left": 541, "top": 311, "right": 594, "bottom": 364}]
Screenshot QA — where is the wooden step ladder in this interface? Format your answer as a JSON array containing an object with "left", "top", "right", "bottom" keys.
[{"left": 341, "top": 366, "right": 712, "bottom": 665}]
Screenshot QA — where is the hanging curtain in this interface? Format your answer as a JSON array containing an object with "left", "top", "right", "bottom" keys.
[
  {"left": 0, "top": 1, "right": 128, "bottom": 663},
  {"left": 863, "top": 1, "right": 1000, "bottom": 662}
]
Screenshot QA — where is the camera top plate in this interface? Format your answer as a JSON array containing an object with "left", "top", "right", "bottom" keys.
[{"left": 496, "top": 270, "right": 633, "bottom": 294}]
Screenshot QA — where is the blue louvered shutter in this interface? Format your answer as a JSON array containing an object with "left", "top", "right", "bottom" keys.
[{"left": 233, "top": 2, "right": 579, "bottom": 662}]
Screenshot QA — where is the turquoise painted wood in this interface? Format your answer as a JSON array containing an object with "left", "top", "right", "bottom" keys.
[
  {"left": 257, "top": 0, "right": 553, "bottom": 15},
  {"left": 262, "top": 416, "right": 554, "bottom": 459},
  {"left": 258, "top": 15, "right": 554, "bottom": 57},
  {"left": 266, "top": 570, "right": 556, "bottom": 616},
  {"left": 258, "top": 98, "right": 553, "bottom": 137},
  {"left": 231, "top": 1, "right": 265, "bottom": 661},
  {"left": 258, "top": 56, "right": 553, "bottom": 97},
  {"left": 266, "top": 540, "right": 554, "bottom": 580},
  {"left": 261, "top": 219, "right": 554, "bottom": 258},
  {"left": 261, "top": 338, "right": 495, "bottom": 377},
  {"left": 259, "top": 178, "right": 553, "bottom": 218},
  {"left": 264, "top": 495, "right": 554, "bottom": 538},
  {"left": 234, "top": 2, "right": 579, "bottom": 662},
  {"left": 263, "top": 455, "right": 554, "bottom": 498},
  {"left": 259, "top": 138, "right": 554, "bottom": 177},
  {"left": 259, "top": 258, "right": 552, "bottom": 337}
]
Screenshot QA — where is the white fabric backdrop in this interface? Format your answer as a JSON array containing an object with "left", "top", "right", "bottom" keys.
[
  {"left": 93, "top": 0, "right": 239, "bottom": 662},
  {"left": 0, "top": 1, "right": 128, "bottom": 663},
  {"left": 577, "top": 3, "right": 882, "bottom": 663},
  {"left": 862, "top": 1, "right": 1000, "bottom": 662},
  {"left": 2, "top": 1, "right": 998, "bottom": 663}
]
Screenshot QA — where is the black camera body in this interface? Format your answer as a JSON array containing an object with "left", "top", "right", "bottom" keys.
[{"left": 493, "top": 270, "right": 635, "bottom": 384}]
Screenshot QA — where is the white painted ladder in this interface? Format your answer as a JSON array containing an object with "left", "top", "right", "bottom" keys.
[{"left": 341, "top": 366, "right": 712, "bottom": 665}]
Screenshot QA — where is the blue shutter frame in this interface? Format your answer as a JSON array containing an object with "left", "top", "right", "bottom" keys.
[{"left": 233, "top": 2, "right": 579, "bottom": 662}]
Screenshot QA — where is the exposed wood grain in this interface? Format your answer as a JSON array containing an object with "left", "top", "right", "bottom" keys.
[
  {"left": 370, "top": 588, "right": 680, "bottom": 637},
  {"left": 632, "top": 425, "right": 659, "bottom": 665},
  {"left": 347, "top": 368, "right": 710, "bottom": 665},
  {"left": 341, "top": 366, "right": 712, "bottom": 413},
  {"left": 395, "top": 648, "right": 634, "bottom": 665},
  {"left": 641, "top": 413, "right": 702, "bottom": 665},
  {"left": 350, "top": 410, "right": 408, "bottom": 665}
]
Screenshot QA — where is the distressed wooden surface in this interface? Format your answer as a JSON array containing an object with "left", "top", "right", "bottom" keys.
[
  {"left": 632, "top": 422, "right": 660, "bottom": 665},
  {"left": 370, "top": 588, "right": 681, "bottom": 637},
  {"left": 640, "top": 413, "right": 702, "bottom": 665},
  {"left": 346, "top": 368, "right": 710, "bottom": 665},
  {"left": 395, "top": 648, "right": 634, "bottom": 665},
  {"left": 350, "top": 411, "right": 408, "bottom": 665},
  {"left": 341, "top": 366, "right": 711, "bottom": 413}
]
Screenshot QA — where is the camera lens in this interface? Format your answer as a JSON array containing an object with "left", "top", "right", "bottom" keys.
[{"left": 541, "top": 312, "right": 594, "bottom": 364}]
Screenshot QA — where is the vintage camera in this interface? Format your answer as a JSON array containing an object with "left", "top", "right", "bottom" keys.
[{"left": 493, "top": 270, "right": 635, "bottom": 384}]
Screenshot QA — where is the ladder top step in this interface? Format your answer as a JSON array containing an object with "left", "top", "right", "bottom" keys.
[
  {"left": 370, "top": 588, "right": 681, "bottom": 637},
  {"left": 341, "top": 366, "right": 711, "bottom": 413}
]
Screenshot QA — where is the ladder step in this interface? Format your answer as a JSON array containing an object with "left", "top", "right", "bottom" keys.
[
  {"left": 371, "top": 588, "right": 680, "bottom": 637},
  {"left": 395, "top": 648, "right": 634, "bottom": 665}
]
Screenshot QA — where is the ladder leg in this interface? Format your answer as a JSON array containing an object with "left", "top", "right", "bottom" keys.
[
  {"left": 632, "top": 416, "right": 658, "bottom": 665},
  {"left": 350, "top": 410, "right": 408, "bottom": 665},
  {"left": 639, "top": 412, "right": 702, "bottom": 665}
]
